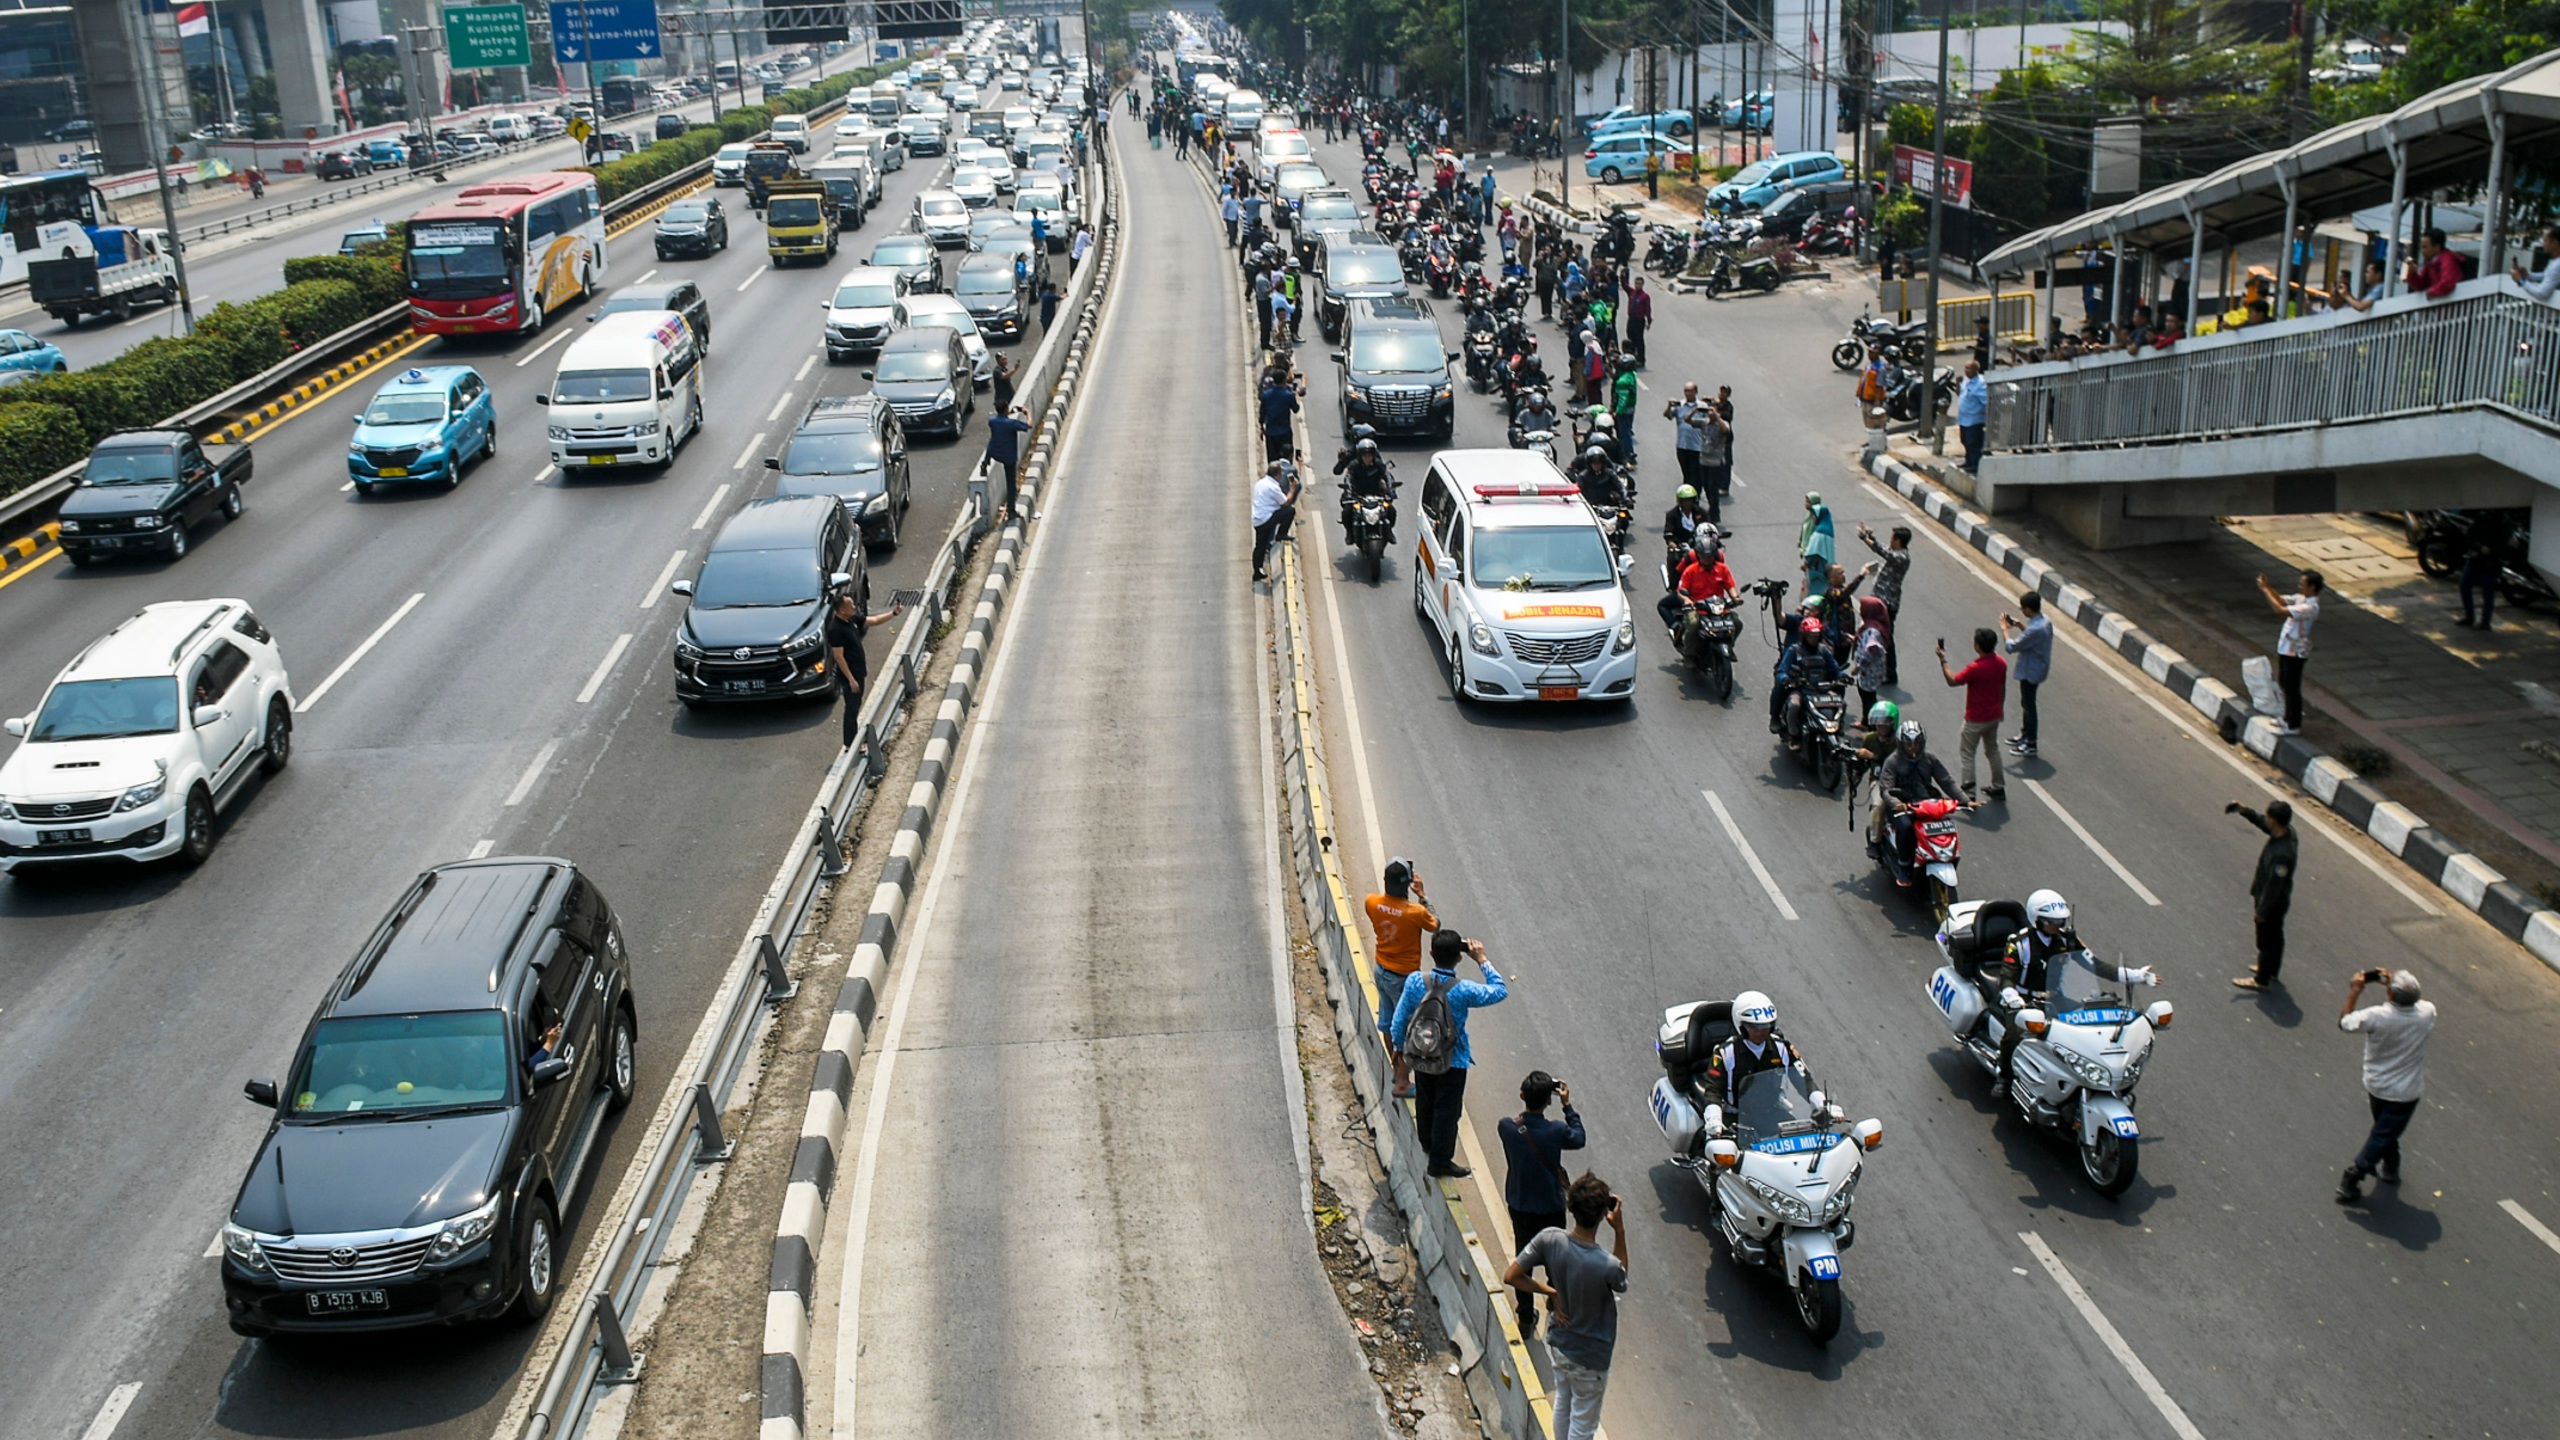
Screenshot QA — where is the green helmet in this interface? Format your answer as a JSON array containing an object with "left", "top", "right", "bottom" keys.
[
  {"left": 1866, "top": 700, "right": 1900, "bottom": 728},
  {"left": 1675, "top": 484, "right": 1699, "bottom": 501}
]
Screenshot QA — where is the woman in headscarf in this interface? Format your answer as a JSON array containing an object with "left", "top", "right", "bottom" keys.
[
  {"left": 1799, "top": 491, "right": 1836, "bottom": 593},
  {"left": 1852, "top": 595, "right": 1893, "bottom": 719}
]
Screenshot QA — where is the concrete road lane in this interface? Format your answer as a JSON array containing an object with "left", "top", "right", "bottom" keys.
[
  {"left": 1273, "top": 126, "right": 2560, "bottom": 1439},
  {"left": 825, "top": 123, "right": 1386, "bottom": 1437},
  {"left": 0, "top": 130, "right": 1029, "bottom": 1440}
]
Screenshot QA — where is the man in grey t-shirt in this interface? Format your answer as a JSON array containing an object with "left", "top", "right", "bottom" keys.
[{"left": 1503, "top": 1173, "right": 1629, "bottom": 1439}]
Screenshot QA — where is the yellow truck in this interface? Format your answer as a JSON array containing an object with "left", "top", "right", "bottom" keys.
[{"left": 763, "top": 177, "right": 838, "bottom": 266}]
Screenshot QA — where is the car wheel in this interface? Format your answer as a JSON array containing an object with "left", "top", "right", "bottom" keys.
[
  {"left": 1412, "top": 566, "right": 1428, "bottom": 618},
  {"left": 63, "top": 549, "right": 90, "bottom": 567},
  {"left": 605, "top": 1006, "right": 638, "bottom": 1110},
  {"left": 354, "top": 479, "right": 375, "bottom": 497},
  {"left": 524, "top": 295, "right": 545, "bottom": 334},
  {"left": 178, "top": 786, "right": 215, "bottom": 866},
  {"left": 1446, "top": 637, "right": 1471, "bottom": 704},
  {"left": 166, "top": 524, "right": 188, "bottom": 560},
  {"left": 221, "top": 485, "right": 243, "bottom": 520},
  {"left": 509, "top": 1197, "right": 558, "bottom": 1322},
  {"left": 1601, "top": 167, "right": 1623, "bottom": 185},
  {"left": 483, "top": 424, "right": 497, "bottom": 462},
  {"left": 260, "top": 697, "right": 292, "bottom": 774},
  {"left": 878, "top": 494, "right": 903, "bottom": 553}
]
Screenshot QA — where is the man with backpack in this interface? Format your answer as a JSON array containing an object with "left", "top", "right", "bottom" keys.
[{"left": 1390, "top": 930, "right": 1509, "bottom": 1178}]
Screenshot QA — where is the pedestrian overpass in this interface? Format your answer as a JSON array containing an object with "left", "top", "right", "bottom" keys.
[{"left": 1964, "top": 49, "right": 2560, "bottom": 583}]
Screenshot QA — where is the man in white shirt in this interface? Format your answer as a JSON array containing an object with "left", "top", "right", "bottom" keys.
[
  {"left": 2254, "top": 568, "right": 2323, "bottom": 734},
  {"left": 2508, "top": 224, "right": 2560, "bottom": 302},
  {"left": 1249, "top": 460, "right": 1300, "bottom": 582},
  {"left": 2336, "top": 967, "right": 2436, "bottom": 1205}
]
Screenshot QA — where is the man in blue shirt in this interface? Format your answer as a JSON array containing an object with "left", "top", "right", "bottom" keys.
[
  {"left": 1392, "top": 930, "right": 1510, "bottom": 1178},
  {"left": 1497, "top": 1071, "right": 1585, "bottom": 1332},
  {"left": 982, "top": 405, "right": 1032, "bottom": 520},
  {"left": 1258, "top": 368, "right": 1300, "bottom": 462},
  {"left": 2001, "top": 590, "right": 2054, "bottom": 757},
  {"left": 1955, "top": 359, "right": 1991, "bottom": 474}
]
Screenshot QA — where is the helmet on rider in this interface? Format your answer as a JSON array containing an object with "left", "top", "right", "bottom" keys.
[
  {"left": 2027, "top": 888, "right": 2072, "bottom": 933},
  {"left": 1796, "top": 616, "right": 1825, "bottom": 643},
  {"left": 1895, "top": 719, "right": 1926, "bottom": 753},
  {"left": 1866, "top": 699, "right": 1900, "bottom": 728},
  {"left": 1734, "top": 990, "right": 1778, "bottom": 1041},
  {"left": 1356, "top": 437, "right": 1380, "bottom": 456},
  {"left": 1591, "top": 412, "right": 1617, "bottom": 432},
  {"left": 1675, "top": 484, "right": 1699, "bottom": 501},
  {"left": 1581, "top": 445, "right": 1609, "bottom": 465}
]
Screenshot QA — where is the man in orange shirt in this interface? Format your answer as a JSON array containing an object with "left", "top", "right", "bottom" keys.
[{"left": 1365, "top": 858, "right": 1439, "bottom": 1097}]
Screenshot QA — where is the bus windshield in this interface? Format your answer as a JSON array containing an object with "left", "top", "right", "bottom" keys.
[{"left": 407, "top": 219, "right": 513, "bottom": 300}]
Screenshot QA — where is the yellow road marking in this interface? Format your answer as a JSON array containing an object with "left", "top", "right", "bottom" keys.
[{"left": 0, "top": 544, "right": 61, "bottom": 591}]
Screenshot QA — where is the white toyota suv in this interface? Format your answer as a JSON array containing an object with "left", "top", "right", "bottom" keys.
[
  {"left": 0, "top": 599, "right": 295, "bottom": 873},
  {"left": 1413, "top": 450, "right": 1639, "bottom": 703}
]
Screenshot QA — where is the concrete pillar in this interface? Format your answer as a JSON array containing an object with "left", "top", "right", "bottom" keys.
[
  {"left": 260, "top": 0, "right": 339, "bottom": 142},
  {"left": 386, "top": 0, "right": 451, "bottom": 124},
  {"left": 71, "top": 0, "right": 194, "bottom": 171}
]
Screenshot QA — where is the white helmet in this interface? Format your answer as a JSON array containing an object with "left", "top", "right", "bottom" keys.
[
  {"left": 2027, "top": 888, "right": 2072, "bottom": 928},
  {"left": 1734, "top": 990, "right": 1777, "bottom": 1030}
]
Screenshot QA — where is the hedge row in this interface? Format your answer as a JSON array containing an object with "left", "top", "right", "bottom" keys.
[{"left": 583, "top": 63, "right": 896, "bottom": 203}]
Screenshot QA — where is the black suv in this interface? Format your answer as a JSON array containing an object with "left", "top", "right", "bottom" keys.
[
  {"left": 654, "top": 196, "right": 730, "bottom": 259},
  {"left": 221, "top": 858, "right": 636, "bottom": 1336},
  {"left": 670, "top": 495, "right": 868, "bottom": 705},
  {"left": 1333, "top": 297, "right": 1456, "bottom": 442},
  {"left": 952, "top": 253, "right": 1030, "bottom": 340},
  {"left": 1316, "top": 242, "right": 1411, "bottom": 342},
  {"left": 766, "top": 395, "right": 913, "bottom": 551}
]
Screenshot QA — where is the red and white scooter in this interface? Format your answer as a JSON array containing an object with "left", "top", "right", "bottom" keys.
[{"left": 1871, "top": 794, "right": 1966, "bottom": 923}]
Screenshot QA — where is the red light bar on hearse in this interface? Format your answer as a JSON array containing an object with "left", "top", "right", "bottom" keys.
[{"left": 1473, "top": 481, "right": 1583, "bottom": 499}]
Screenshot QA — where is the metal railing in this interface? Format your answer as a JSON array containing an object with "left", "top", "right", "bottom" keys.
[{"left": 1990, "top": 275, "right": 2560, "bottom": 453}]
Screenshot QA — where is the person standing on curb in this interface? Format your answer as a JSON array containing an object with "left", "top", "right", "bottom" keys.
[
  {"left": 1258, "top": 365, "right": 1300, "bottom": 463},
  {"left": 1534, "top": 246, "right": 1558, "bottom": 320},
  {"left": 1220, "top": 183, "right": 1241, "bottom": 246},
  {"left": 1799, "top": 491, "right": 1835, "bottom": 594},
  {"left": 2334, "top": 968, "right": 2435, "bottom": 1205},
  {"left": 1938, "top": 627, "right": 2008, "bottom": 801},
  {"left": 1497, "top": 1072, "right": 1585, "bottom": 1335},
  {"left": 1363, "top": 858, "right": 1438, "bottom": 1098},
  {"left": 981, "top": 406, "right": 1032, "bottom": 521},
  {"left": 1666, "top": 381, "right": 1708, "bottom": 506},
  {"left": 1856, "top": 521, "right": 1912, "bottom": 685},
  {"left": 1955, "top": 358, "right": 1990, "bottom": 474},
  {"left": 2000, "top": 591, "right": 2052, "bottom": 757},
  {"left": 2255, "top": 568, "right": 2323, "bottom": 735},
  {"left": 1610, "top": 354, "right": 1641, "bottom": 461},
  {"left": 1501, "top": 1174, "right": 1628, "bottom": 1440},
  {"left": 1249, "top": 460, "right": 1299, "bottom": 582},
  {"left": 1391, "top": 931, "right": 1509, "bottom": 1179},
  {"left": 2227, "top": 799, "right": 2298, "bottom": 991},
  {"left": 825, "top": 588, "right": 905, "bottom": 750}
]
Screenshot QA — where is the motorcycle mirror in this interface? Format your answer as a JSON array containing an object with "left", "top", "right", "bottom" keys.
[
  {"left": 2145, "top": 1000, "right": 2176, "bottom": 1030},
  {"left": 2019, "top": 1008, "right": 2049, "bottom": 1037},
  {"left": 1702, "top": 1103, "right": 1723, "bottom": 1132},
  {"left": 1809, "top": 1089, "right": 1827, "bottom": 1112},
  {"left": 1851, "top": 1118, "right": 1884, "bottom": 1152},
  {"left": 1706, "top": 1138, "right": 1741, "bottom": 1170}
]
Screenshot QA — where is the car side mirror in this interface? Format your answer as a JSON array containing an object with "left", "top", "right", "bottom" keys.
[
  {"left": 1330, "top": 351, "right": 1346, "bottom": 365},
  {"left": 532, "top": 394, "right": 549, "bottom": 405},
  {"left": 860, "top": 369, "right": 874, "bottom": 379},
  {"left": 243, "top": 1078, "right": 279, "bottom": 1108},
  {"left": 670, "top": 579, "right": 694, "bottom": 597},
  {"left": 587, "top": 313, "right": 600, "bottom": 324},
  {"left": 352, "top": 414, "right": 363, "bottom": 424},
  {"left": 1448, "top": 351, "right": 1462, "bottom": 362},
  {"left": 764, "top": 457, "right": 781, "bottom": 469},
  {"left": 1617, "top": 554, "right": 1634, "bottom": 577},
  {"left": 530, "top": 1056, "right": 572, "bottom": 1088},
  {"left": 829, "top": 570, "right": 854, "bottom": 589},
  {"left": 192, "top": 705, "right": 226, "bottom": 728},
  {"left": 1, "top": 717, "right": 23, "bottom": 738}
]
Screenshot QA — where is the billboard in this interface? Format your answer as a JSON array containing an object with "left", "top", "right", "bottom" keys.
[{"left": 1893, "top": 144, "right": 1973, "bottom": 210}]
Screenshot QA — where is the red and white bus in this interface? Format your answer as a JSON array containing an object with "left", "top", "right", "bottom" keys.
[{"left": 405, "top": 172, "right": 607, "bottom": 336}]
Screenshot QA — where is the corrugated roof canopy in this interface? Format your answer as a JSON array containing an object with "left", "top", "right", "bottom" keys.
[{"left": 1980, "top": 50, "right": 2560, "bottom": 274}]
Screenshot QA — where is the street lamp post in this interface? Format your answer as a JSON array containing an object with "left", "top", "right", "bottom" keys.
[
  {"left": 130, "top": 0, "right": 195, "bottom": 331},
  {"left": 1558, "top": 0, "right": 1569, "bottom": 207},
  {"left": 1921, "top": 2, "right": 1950, "bottom": 455}
]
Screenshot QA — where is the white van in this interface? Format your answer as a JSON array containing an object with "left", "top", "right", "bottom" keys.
[
  {"left": 1412, "top": 450, "right": 1638, "bottom": 703},
  {"left": 538, "top": 310, "right": 705, "bottom": 469},
  {"left": 771, "top": 113, "right": 811, "bottom": 154},
  {"left": 1223, "top": 88, "right": 1265, "bottom": 130},
  {"left": 486, "top": 114, "right": 529, "bottom": 144}
]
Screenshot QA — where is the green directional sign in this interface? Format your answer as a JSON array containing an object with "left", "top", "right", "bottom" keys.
[{"left": 445, "top": 4, "right": 533, "bottom": 70}]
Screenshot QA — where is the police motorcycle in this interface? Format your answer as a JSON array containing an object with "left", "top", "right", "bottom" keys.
[
  {"left": 1650, "top": 995, "right": 1882, "bottom": 1344},
  {"left": 1336, "top": 426, "right": 1398, "bottom": 583},
  {"left": 1461, "top": 311, "right": 1501, "bottom": 391},
  {"left": 1924, "top": 897, "right": 2172, "bottom": 1197}
]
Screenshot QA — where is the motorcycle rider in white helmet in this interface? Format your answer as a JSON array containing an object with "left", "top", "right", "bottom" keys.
[
  {"left": 1986, "top": 889, "right": 2159, "bottom": 1091},
  {"left": 1703, "top": 990, "right": 1811, "bottom": 1109}
]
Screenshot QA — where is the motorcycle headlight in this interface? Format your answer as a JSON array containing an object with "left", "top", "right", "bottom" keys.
[
  {"left": 132, "top": 515, "right": 164, "bottom": 530},
  {"left": 2118, "top": 1043, "right": 2150, "bottom": 1089},
  {"left": 1465, "top": 613, "right": 1500, "bottom": 657},
  {"left": 1818, "top": 1164, "right": 1862, "bottom": 1224},
  {"left": 548, "top": 426, "right": 571, "bottom": 441},
  {"left": 116, "top": 773, "right": 166, "bottom": 812},
  {"left": 1740, "top": 1174, "right": 1819, "bottom": 1226},
  {"left": 1612, "top": 619, "right": 1637, "bottom": 654},
  {"left": 2052, "top": 1043, "right": 2117, "bottom": 1088},
  {"left": 426, "top": 1195, "right": 503, "bottom": 1262},
  {"left": 220, "top": 1222, "right": 271, "bottom": 1273}
]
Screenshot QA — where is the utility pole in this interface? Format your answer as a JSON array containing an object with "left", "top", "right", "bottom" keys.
[
  {"left": 1922, "top": 2, "right": 1949, "bottom": 455},
  {"left": 1558, "top": 0, "right": 1569, "bottom": 207},
  {"left": 131, "top": 0, "right": 195, "bottom": 331},
  {"left": 1461, "top": 0, "right": 1471, "bottom": 152}
]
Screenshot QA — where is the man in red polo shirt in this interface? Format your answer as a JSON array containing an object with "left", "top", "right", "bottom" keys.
[{"left": 1938, "top": 626, "right": 2008, "bottom": 801}]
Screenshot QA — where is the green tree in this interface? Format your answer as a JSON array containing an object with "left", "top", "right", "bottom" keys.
[{"left": 2065, "top": 0, "right": 2292, "bottom": 187}]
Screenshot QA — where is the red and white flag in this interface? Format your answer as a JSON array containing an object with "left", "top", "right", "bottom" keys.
[{"left": 176, "top": 3, "right": 210, "bottom": 37}]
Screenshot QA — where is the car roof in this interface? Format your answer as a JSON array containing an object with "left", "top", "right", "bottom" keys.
[
  {"left": 1439, "top": 452, "right": 1597, "bottom": 527},
  {"left": 832, "top": 263, "right": 900, "bottom": 286},
  {"left": 375, "top": 364, "right": 477, "bottom": 392},
  {"left": 880, "top": 327, "right": 959, "bottom": 353},
  {"left": 712, "top": 494, "right": 838, "bottom": 551},
  {"left": 605, "top": 283, "right": 692, "bottom": 307},
  {"left": 958, "top": 253, "right": 1016, "bottom": 272},
  {"left": 62, "top": 599, "right": 246, "bottom": 680},
  {"left": 330, "top": 859, "right": 568, "bottom": 1018},
  {"left": 800, "top": 394, "right": 890, "bottom": 430},
  {"left": 1351, "top": 295, "right": 1433, "bottom": 326}
]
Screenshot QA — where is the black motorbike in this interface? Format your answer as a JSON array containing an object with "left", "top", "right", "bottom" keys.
[
  {"left": 2411, "top": 509, "right": 2555, "bottom": 609},
  {"left": 1832, "top": 308, "right": 1929, "bottom": 371},
  {"left": 1701, "top": 248, "right": 1783, "bottom": 297},
  {"left": 1780, "top": 679, "right": 1852, "bottom": 791},
  {"left": 1344, "top": 489, "right": 1396, "bottom": 582},
  {"left": 1665, "top": 586, "right": 1744, "bottom": 702},
  {"left": 1882, "top": 362, "right": 1960, "bottom": 425},
  {"left": 1424, "top": 250, "right": 1456, "bottom": 297}
]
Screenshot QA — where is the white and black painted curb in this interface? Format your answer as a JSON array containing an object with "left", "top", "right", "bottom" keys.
[
  {"left": 1865, "top": 449, "right": 2560, "bottom": 974},
  {"left": 754, "top": 140, "right": 1124, "bottom": 1440}
]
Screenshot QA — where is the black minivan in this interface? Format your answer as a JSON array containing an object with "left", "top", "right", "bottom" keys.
[
  {"left": 670, "top": 494, "right": 868, "bottom": 706},
  {"left": 221, "top": 858, "right": 637, "bottom": 1336}
]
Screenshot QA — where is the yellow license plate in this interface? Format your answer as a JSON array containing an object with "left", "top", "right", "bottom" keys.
[
  {"left": 585, "top": 455, "right": 616, "bottom": 465},
  {"left": 378, "top": 467, "right": 407, "bottom": 477},
  {"left": 455, "top": 324, "right": 476, "bottom": 333},
  {"left": 1539, "top": 686, "right": 1579, "bottom": 702}
]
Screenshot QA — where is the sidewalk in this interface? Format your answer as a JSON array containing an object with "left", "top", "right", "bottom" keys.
[{"left": 1886, "top": 438, "right": 2560, "bottom": 907}]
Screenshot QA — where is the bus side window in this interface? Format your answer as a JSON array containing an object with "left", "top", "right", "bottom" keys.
[{"left": 527, "top": 199, "right": 560, "bottom": 247}]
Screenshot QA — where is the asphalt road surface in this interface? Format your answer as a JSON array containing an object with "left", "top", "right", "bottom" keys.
[
  {"left": 0, "top": 126, "right": 1040, "bottom": 1440},
  {"left": 822, "top": 117, "right": 1385, "bottom": 1437},
  {"left": 1274, "top": 123, "right": 2560, "bottom": 1439}
]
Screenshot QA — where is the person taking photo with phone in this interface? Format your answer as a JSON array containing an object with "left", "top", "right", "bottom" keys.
[{"left": 1502, "top": 1172, "right": 1628, "bottom": 1440}]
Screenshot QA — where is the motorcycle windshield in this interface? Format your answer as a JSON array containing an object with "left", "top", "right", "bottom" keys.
[
  {"left": 2048, "top": 951, "right": 2139, "bottom": 1023},
  {"left": 1730, "top": 1067, "right": 1823, "bottom": 1148}
]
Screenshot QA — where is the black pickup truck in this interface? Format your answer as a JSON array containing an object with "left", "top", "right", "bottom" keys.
[{"left": 56, "top": 428, "right": 254, "bottom": 565}]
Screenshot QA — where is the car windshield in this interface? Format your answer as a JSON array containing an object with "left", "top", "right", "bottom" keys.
[
  {"left": 1015, "top": 193, "right": 1059, "bottom": 212},
  {"left": 873, "top": 239, "right": 929, "bottom": 264},
  {"left": 661, "top": 202, "right": 710, "bottom": 223},
  {"left": 781, "top": 429, "right": 883, "bottom": 475},
  {"left": 956, "top": 268, "right": 1013, "bottom": 295},
  {"left": 554, "top": 368, "right": 652, "bottom": 404},
  {"left": 769, "top": 197, "right": 822, "bottom": 225},
  {"left": 908, "top": 308, "right": 980, "bottom": 338},
  {"left": 1330, "top": 251, "right": 1403, "bottom": 286},
  {"left": 1470, "top": 523, "right": 1619, "bottom": 590},
  {"left": 922, "top": 196, "right": 965, "bottom": 216},
  {"left": 833, "top": 281, "right": 897, "bottom": 309},
  {"left": 1727, "top": 160, "right": 1777, "bottom": 187},
  {"left": 953, "top": 167, "right": 992, "bottom": 186},
  {"left": 30, "top": 676, "right": 179, "bottom": 741},
  {"left": 693, "top": 546, "right": 822, "bottom": 608},
  {"left": 875, "top": 349, "right": 952, "bottom": 382},
  {"left": 363, "top": 393, "right": 447, "bottom": 426},
  {"left": 1730, "top": 1066, "right": 1820, "bottom": 1144},
  {"left": 1301, "top": 195, "right": 1357, "bottom": 220},
  {"left": 84, "top": 446, "right": 180, "bottom": 484},
  {"left": 286, "top": 1011, "right": 512, "bottom": 1118},
  {"left": 717, "top": 144, "right": 751, "bottom": 161},
  {"left": 1349, "top": 331, "right": 1443, "bottom": 372}
]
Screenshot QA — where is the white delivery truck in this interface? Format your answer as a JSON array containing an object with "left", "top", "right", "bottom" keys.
[{"left": 29, "top": 226, "right": 179, "bottom": 326}]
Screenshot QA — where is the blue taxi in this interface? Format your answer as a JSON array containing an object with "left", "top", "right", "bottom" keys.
[
  {"left": 348, "top": 365, "right": 495, "bottom": 494},
  {"left": 0, "top": 329, "right": 67, "bottom": 375}
]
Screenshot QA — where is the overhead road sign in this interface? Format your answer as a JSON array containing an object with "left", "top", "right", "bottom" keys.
[
  {"left": 445, "top": 4, "right": 534, "bottom": 69},
  {"left": 549, "top": 0, "right": 662, "bottom": 62}
]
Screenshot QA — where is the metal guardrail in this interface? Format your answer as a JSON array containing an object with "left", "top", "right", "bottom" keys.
[
  {"left": 177, "top": 142, "right": 534, "bottom": 245},
  {"left": 1990, "top": 274, "right": 2560, "bottom": 453}
]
